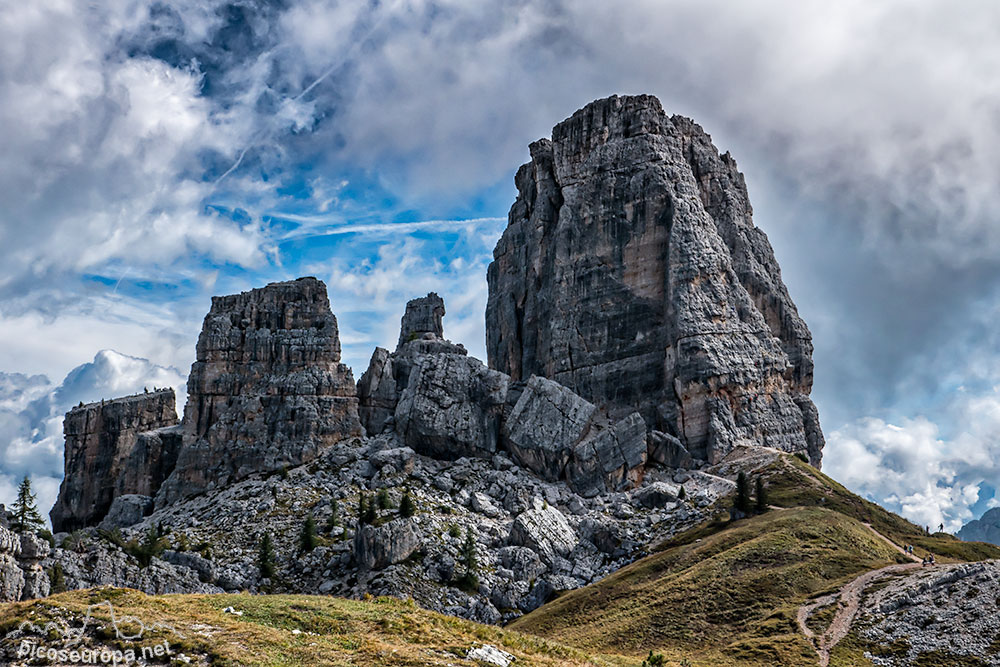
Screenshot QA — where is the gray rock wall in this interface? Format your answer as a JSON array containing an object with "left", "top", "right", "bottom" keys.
[
  {"left": 156, "top": 277, "right": 362, "bottom": 507},
  {"left": 486, "top": 94, "right": 824, "bottom": 465},
  {"left": 50, "top": 390, "right": 178, "bottom": 532}
]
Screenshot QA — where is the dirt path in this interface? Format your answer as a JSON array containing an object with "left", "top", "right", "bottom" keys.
[{"left": 797, "top": 526, "right": 928, "bottom": 666}]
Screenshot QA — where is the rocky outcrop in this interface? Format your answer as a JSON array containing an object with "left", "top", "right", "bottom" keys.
[
  {"left": 507, "top": 500, "right": 577, "bottom": 565},
  {"left": 156, "top": 277, "right": 362, "bottom": 507},
  {"left": 486, "top": 94, "right": 824, "bottom": 465},
  {"left": 354, "top": 519, "right": 420, "bottom": 570},
  {"left": 357, "top": 293, "right": 470, "bottom": 440},
  {"left": 395, "top": 354, "right": 509, "bottom": 460},
  {"left": 50, "top": 390, "right": 179, "bottom": 532},
  {"left": 98, "top": 494, "right": 153, "bottom": 530},
  {"left": 397, "top": 292, "right": 445, "bottom": 348},
  {"left": 18, "top": 532, "right": 50, "bottom": 600},
  {"left": 0, "top": 526, "right": 24, "bottom": 602},
  {"left": 505, "top": 376, "right": 647, "bottom": 496},
  {"left": 957, "top": 507, "right": 1000, "bottom": 545}
]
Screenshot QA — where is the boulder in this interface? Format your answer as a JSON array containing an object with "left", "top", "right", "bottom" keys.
[
  {"left": 486, "top": 94, "right": 824, "bottom": 465},
  {"left": 508, "top": 502, "right": 577, "bottom": 565},
  {"left": 648, "top": 430, "right": 694, "bottom": 468},
  {"left": 98, "top": 494, "right": 153, "bottom": 531},
  {"left": 505, "top": 376, "right": 647, "bottom": 495},
  {"left": 0, "top": 526, "right": 23, "bottom": 602},
  {"left": 635, "top": 482, "right": 681, "bottom": 509},
  {"left": 394, "top": 354, "right": 508, "bottom": 460},
  {"left": 354, "top": 519, "right": 420, "bottom": 570}
]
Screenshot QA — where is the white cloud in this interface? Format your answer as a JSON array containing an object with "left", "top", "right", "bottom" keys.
[
  {"left": 825, "top": 387, "right": 1000, "bottom": 532},
  {"left": 0, "top": 350, "right": 186, "bottom": 525}
]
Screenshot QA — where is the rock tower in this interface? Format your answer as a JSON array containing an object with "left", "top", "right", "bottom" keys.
[{"left": 486, "top": 95, "right": 823, "bottom": 465}]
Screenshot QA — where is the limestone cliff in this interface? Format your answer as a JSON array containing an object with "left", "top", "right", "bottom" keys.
[
  {"left": 155, "top": 277, "right": 362, "bottom": 507},
  {"left": 49, "top": 389, "right": 178, "bottom": 532},
  {"left": 486, "top": 94, "right": 823, "bottom": 465}
]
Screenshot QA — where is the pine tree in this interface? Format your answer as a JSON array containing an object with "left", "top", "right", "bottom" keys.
[
  {"left": 300, "top": 513, "right": 319, "bottom": 552},
  {"left": 376, "top": 488, "right": 393, "bottom": 510},
  {"left": 678, "top": 485, "right": 687, "bottom": 501},
  {"left": 363, "top": 495, "right": 378, "bottom": 526},
  {"left": 755, "top": 476, "right": 769, "bottom": 514},
  {"left": 259, "top": 533, "right": 276, "bottom": 580},
  {"left": 399, "top": 490, "right": 416, "bottom": 518},
  {"left": 325, "top": 499, "right": 340, "bottom": 533},
  {"left": 457, "top": 527, "right": 479, "bottom": 591},
  {"left": 358, "top": 494, "right": 368, "bottom": 524},
  {"left": 11, "top": 476, "right": 45, "bottom": 533},
  {"left": 734, "top": 471, "right": 752, "bottom": 516}
]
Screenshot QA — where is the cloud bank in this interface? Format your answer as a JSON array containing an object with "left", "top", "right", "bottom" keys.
[{"left": 2, "top": 0, "right": 1000, "bottom": 530}]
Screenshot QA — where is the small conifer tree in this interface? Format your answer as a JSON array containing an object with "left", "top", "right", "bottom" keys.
[
  {"left": 259, "top": 533, "right": 276, "bottom": 580},
  {"left": 325, "top": 499, "right": 340, "bottom": 533},
  {"left": 678, "top": 485, "right": 686, "bottom": 501},
  {"left": 399, "top": 490, "right": 416, "bottom": 518},
  {"left": 300, "top": 513, "right": 319, "bottom": 552},
  {"left": 755, "top": 476, "right": 769, "bottom": 514},
  {"left": 376, "top": 488, "right": 393, "bottom": 510},
  {"left": 363, "top": 494, "right": 378, "bottom": 526},
  {"left": 457, "top": 527, "right": 479, "bottom": 591},
  {"left": 734, "top": 471, "right": 752, "bottom": 516},
  {"left": 358, "top": 494, "right": 368, "bottom": 524},
  {"left": 11, "top": 476, "right": 45, "bottom": 533}
]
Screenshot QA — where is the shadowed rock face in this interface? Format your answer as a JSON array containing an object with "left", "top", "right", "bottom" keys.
[
  {"left": 487, "top": 94, "right": 823, "bottom": 465},
  {"left": 50, "top": 390, "right": 178, "bottom": 532},
  {"left": 155, "top": 277, "right": 362, "bottom": 507},
  {"left": 958, "top": 508, "right": 1000, "bottom": 545}
]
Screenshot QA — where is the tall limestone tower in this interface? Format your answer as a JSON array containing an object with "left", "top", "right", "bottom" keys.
[{"left": 486, "top": 95, "right": 824, "bottom": 466}]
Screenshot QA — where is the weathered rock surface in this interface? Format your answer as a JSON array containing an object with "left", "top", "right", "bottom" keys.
[
  {"left": 508, "top": 500, "right": 577, "bottom": 564},
  {"left": 395, "top": 354, "right": 509, "bottom": 460},
  {"left": 357, "top": 293, "right": 471, "bottom": 440},
  {"left": 18, "top": 533, "right": 50, "bottom": 600},
  {"left": 0, "top": 526, "right": 24, "bottom": 602},
  {"left": 486, "top": 94, "right": 824, "bottom": 465},
  {"left": 856, "top": 561, "right": 1000, "bottom": 665},
  {"left": 397, "top": 292, "right": 445, "bottom": 349},
  {"left": 156, "top": 277, "right": 362, "bottom": 507},
  {"left": 354, "top": 519, "right": 420, "bottom": 570},
  {"left": 505, "top": 376, "right": 646, "bottom": 496},
  {"left": 357, "top": 347, "right": 397, "bottom": 436},
  {"left": 957, "top": 507, "right": 1000, "bottom": 545},
  {"left": 98, "top": 494, "right": 153, "bottom": 530},
  {"left": 50, "top": 390, "right": 179, "bottom": 532}
]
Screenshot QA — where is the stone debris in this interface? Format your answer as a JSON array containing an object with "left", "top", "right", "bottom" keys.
[{"left": 467, "top": 644, "right": 515, "bottom": 666}]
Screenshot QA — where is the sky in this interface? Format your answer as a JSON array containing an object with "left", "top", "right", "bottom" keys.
[{"left": 1, "top": 0, "right": 999, "bottom": 533}]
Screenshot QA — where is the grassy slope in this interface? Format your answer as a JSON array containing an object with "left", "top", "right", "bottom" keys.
[
  {"left": 510, "top": 454, "right": 1000, "bottom": 666},
  {"left": 0, "top": 589, "right": 624, "bottom": 667}
]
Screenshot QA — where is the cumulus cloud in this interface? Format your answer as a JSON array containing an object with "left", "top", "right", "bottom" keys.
[
  {"left": 825, "top": 387, "right": 1000, "bottom": 532},
  {"left": 0, "top": 350, "right": 185, "bottom": 525},
  {"left": 4, "top": 0, "right": 1000, "bottom": 529}
]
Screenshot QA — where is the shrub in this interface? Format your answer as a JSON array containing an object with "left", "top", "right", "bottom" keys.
[
  {"left": 678, "top": 486, "right": 687, "bottom": 501},
  {"left": 447, "top": 523, "right": 461, "bottom": 539},
  {"left": 37, "top": 529, "right": 55, "bottom": 548},
  {"left": 125, "top": 525, "right": 167, "bottom": 568},
  {"left": 97, "top": 528, "right": 127, "bottom": 549},
  {"left": 376, "top": 488, "right": 393, "bottom": 510},
  {"left": 325, "top": 499, "right": 340, "bottom": 533},
  {"left": 794, "top": 452, "right": 810, "bottom": 463},
  {"left": 641, "top": 651, "right": 666, "bottom": 666},
  {"left": 455, "top": 527, "right": 479, "bottom": 592},
  {"left": 47, "top": 563, "right": 67, "bottom": 594}
]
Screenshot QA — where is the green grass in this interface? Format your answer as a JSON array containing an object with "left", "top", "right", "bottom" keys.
[
  {"left": 510, "top": 506, "right": 899, "bottom": 665},
  {"left": 511, "top": 452, "right": 1000, "bottom": 666},
  {"left": 0, "top": 590, "right": 622, "bottom": 667}
]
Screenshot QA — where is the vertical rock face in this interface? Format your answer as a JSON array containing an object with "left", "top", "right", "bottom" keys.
[
  {"left": 156, "top": 277, "right": 362, "bottom": 507},
  {"left": 397, "top": 292, "right": 445, "bottom": 349},
  {"left": 50, "top": 390, "right": 178, "bottom": 532},
  {"left": 487, "top": 95, "right": 823, "bottom": 465}
]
